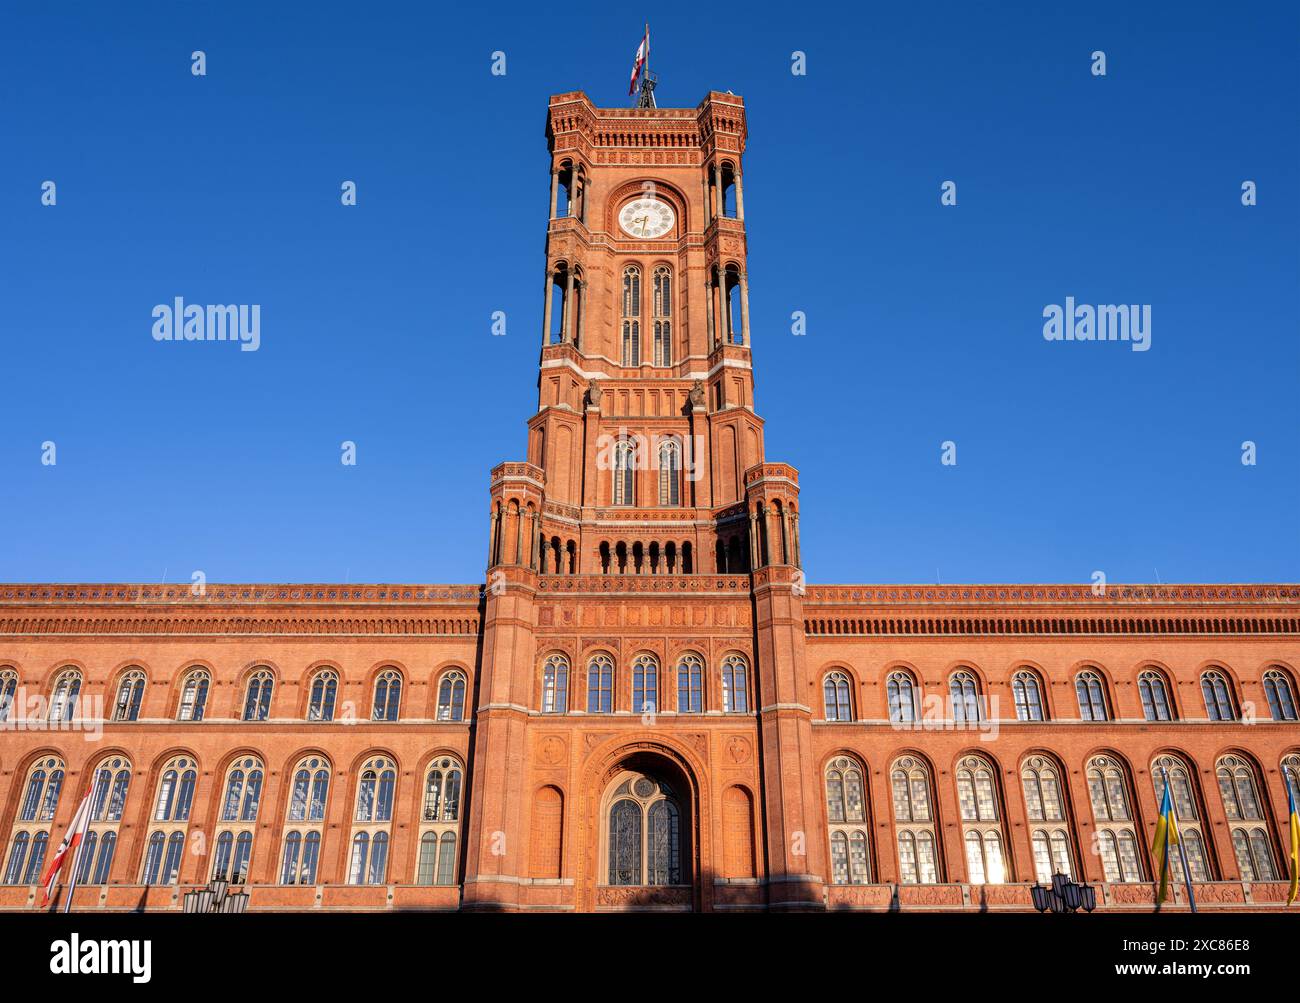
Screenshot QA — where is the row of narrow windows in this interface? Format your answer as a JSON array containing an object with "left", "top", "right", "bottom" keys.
[
  {"left": 4, "top": 754, "right": 464, "bottom": 888},
  {"left": 820, "top": 666, "right": 1299, "bottom": 724},
  {"left": 540, "top": 652, "right": 749, "bottom": 715},
  {"left": 0, "top": 665, "right": 469, "bottom": 725},
  {"left": 807, "top": 616, "right": 1300, "bottom": 635},
  {"left": 826, "top": 752, "right": 1300, "bottom": 886}
]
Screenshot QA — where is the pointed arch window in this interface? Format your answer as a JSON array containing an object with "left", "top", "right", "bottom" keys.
[
  {"left": 632, "top": 654, "right": 658, "bottom": 715},
  {"left": 652, "top": 265, "right": 672, "bottom": 366},
  {"left": 825, "top": 756, "right": 870, "bottom": 884},
  {"left": 676, "top": 654, "right": 703, "bottom": 713},
  {"left": 721, "top": 654, "right": 748, "bottom": 713},
  {"left": 1086, "top": 755, "right": 1143, "bottom": 882},
  {"left": 176, "top": 668, "right": 209, "bottom": 721},
  {"left": 4, "top": 756, "right": 64, "bottom": 886},
  {"left": 417, "top": 756, "right": 463, "bottom": 885},
  {"left": 48, "top": 668, "right": 82, "bottom": 723},
  {"left": 613, "top": 439, "right": 635, "bottom": 506},
  {"left": 1075, "top": 669, "right": 1109, "bottom": 721},
  {"left": 949, "top": 670, "right": 981, "bottom": 723},
  {"left": 1263, "top": 668, "right": 1298, "bottom": 722},
  {"left": 658, "top": 438, "right": 681, "bottom": 506},
  {"left": 823, "top": 671, "right": 853, "bottom": 721},
  {"left": 1201, "top": 669, "right": 1236, "bottom": 721},
  {"left": 372, "top": 668, "right": 402, "bottom": 722},
  {"left": 112, "top": 668, "right": 146, "bottom": 721},
  {"left": 542, "top": 655, "right": 569, "bottom": 714},
  {"left": 587, "top": 654, "right": 614, "bottom": 714},
  {"left": 1021, "top": 756, "right": 1073, "bottom": 882},
  {"left": 887, "top": 670, "right": 918, "bottom": 724},
  {"left": 891, "top": 757, "right": 939, "bottom": 883},
  {"left": 436, "top": 670, "right": 467, "bottom": 722},
  {"left": 1012, "top": 670, "right": 1045, "bottom": 721},
  {"left": 604, "top": 772, "right": 684, "bottom": 887},
  {"left": 243, "top": 667, "right": 274, "bottom": 721},
  {"left": 281, "top": 756, "right": 330, "bottom": 884},
  {"left": 1151, "top": 755, "right": 1211, "bottom": 882},
  {"left": 0, "top": 668, "right": 17, "bottom": 723},
  {"left": 308, "top": 669, "right": 338, "bottom": 721},
  {"left": 621, "top": 265, "right": 641, "bottom": 366},
  {"left": 1138, "top": 669, "right": 1173, "bottom": 721}
]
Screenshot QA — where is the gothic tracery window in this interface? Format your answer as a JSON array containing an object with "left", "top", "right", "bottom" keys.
[
  {"left": 613, "top": 439, "right": 635, "bottom": 506},
  {"left": 1138, "top": 669, "right": 1173, "bottom": 721},
  {"left": 112, "top": 668, "right": 146, "bottom": 721},
  {"left": 823, "top": 671, "right": 853, "bottom": 721},
  {"left": 621, "top": 265, "right": 641, "bottom": 366},
  {"left": 632, "top": 654, "right": 658, "bottom": 715},
  {"left": 48, "top": 668, "right": 81, "bottom": 723},
  {"left": 1086, "top": 755, "right": 1143, "bottom": 882},
  {"left": 1263, "top": 668, "right": 1298, "bottom": 721},
  {"left": 956, "top": 755, "right": 1006, "bottom": 884},
  {"left": 4, "top": 756, "right": 64, "bottom": 885},
  {"left": 605, "top": 772, "right": 684, "bottom": 887},
  {"left": 588, "top": 654, "right": 614, "bottom": 714},
  {"left": 308, "top": 668, "right": 338, "bottom": 721},
  {"left": 1075, "top": 669, "right": 1109, "bottom": 721},
  {"left": 372, "top": 667, "right": 402, "bottom": 722},
  {"left": 78, "top": 756, "right": 130, "bottom": 885},
  {"left": 1021, "top": 756, "right": 1073, "bottom": 882},
  {"left": 652, "top": 265, "right": 672, "bottom": 366},
  {"left": 887, "top": 670, "right": 918, "bottom": 724},
  {"left": 721, "top": 654, "right": 748, "bottom": 713},
  {"left": 1201, "top": 669, "right": 1236, "bottom": 721},
  {"left": 677, "top": 653, "right": 703, "bottom": 713},
  {"left": 1216, "top": 755, "right": 1277, "bottom": 881},
  {"left": 437, "top": 670, "right": 467, "bottom": 722},
  {"left": 949, "top": 669, "right": 981, "bottom": 724},
  {"left": 657, "top": 438, "right": 681, "bottom": 506},
  {"left": 891, "top": 757, "right": 939, "bottom": 884},
  {"left": 214, "top": 756, "right": 263, "bottom": 883},
  {"left": 349, "top": 756, "right": 396, "bottom": 885},
  {"left": 1151, "top": 754, "right": 1211, "bottom": 882},
  {"left": 417, "top": 757, "right": 463, "bottom": 885},
  {"left": 243, "top": 667, "right": 274, "bottom": 721},
  {"left": 542, "top": 654, "right": 569, "bottom": 714},
  {"left": 176, "top": 668, "right": 209, "bottom": 721},
  {"left": 825, "top": 756, "right": 870, "bottom": 884},
  {"left": 281, "top": 756, "right": 330, "bottom": 884},
  {"left": 142, "top": 756, "right": 197, "bottom": 884},
  {"left": 1012, "top": 670, "right": 1045, "bottom": 721},
  {"left": 0, "top": 667, "right": 17, "bottom": 723}
]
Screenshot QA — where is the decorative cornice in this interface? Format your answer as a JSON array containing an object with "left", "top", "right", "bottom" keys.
[{"left": 803, "top": 583, "right": 1300, "bottom": 607}]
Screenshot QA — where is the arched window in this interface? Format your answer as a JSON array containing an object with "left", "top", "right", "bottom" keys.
[
  {"left": 632, "top": 654, "right": 658, "bottom": 715},
  {"left": 613, "top": 439, "right": 635, "bottom": 506},
  {"left": 417, "top": 756, "right": 463, "bottom": 885},
  {"left": 891, "top": 757, "right": 939, "bottom": 883},
  {"left": 372, "top": 668, "right": 402, "bottom": 722},
  {"left": 823, "top": 671, "right": 853, "bottom": 721},
  {"left": 676, "top": 654, "right": 703, "bottom": 713},
  {"left": 1075, "top": 669, "right": 1109, "bottom": 721},
  {"left": 176, "top": 668, "right": 209, "bottom": 721},
  {"left": 825, "top": 756, "right": 870, "bottom": 884},
  {"left": 48, "top": 668, "right": 81, "bottom": 723},
  {"left": 652, "top": 265, "right": 672, "bottom": 366},
  {"left": 213, "top": 756, "right": 263, "bottom": 884},
  {"left": 153, "top": 756, "right": 197, "bottom": 822},
  {"left": 1263, "top": 668, "right": 1298, "bottom": 722},
  {"left": 349, "top": 756, "right": 396, "bottom": 885},
  {"left": 282, "top": 757, "right": 330, "bottom": 884},
  {"left": 956, "top": 755, "right": 1006, "bottom": 884},
  {"left": 308, "top": 669, "right": 338, "bottom": 721},
  {"left": 657, "top": 438, "right": 680, "bottom": 506},
  {"left": 1138, "top": 669, "right": 1173, "bottom": 721},
  {"left": 1086, "top": 755, "right": 1143, "bottom": 882},
  {"left": 1215, "top": 754, "right": 1277, "bottom": 880},
  {"left": 0, "top": 667, "right": 17, "bottom": 723},
  {"left": 621, "top": 265, "right": 641, "bottom": 366},
  {"left": 588, "top": 655, "right": 614, "bottom": 714},
  {"left": 1151, "top": 755, "right": 1211, "bottom": 882},
  {"left": 436, "top": 670, "right": 467, "bottom": 722},
  {"left": 1201, "top": 669, "right": 1236, "bottom": 721},
  {"left": 1021, "top": 756, "right": 1073, "bottom": 882},
  {"left": 74, "top": 756, "right": 130, "bottom": 886},
  {"left": 605, "top": 771, "right": 684, "bottom": 887},
  {"left": 542, "top": 655, "right": 569, "bottom": 714},
  {"left": 1283, "top": 754, "right": 1300, "bottom": 815},
  {"left": 112, "top": 668, "right": 146, "bottom": 721},
  {"left": 4, "top": 756, "right": 64, "bottom": 886},
  {"left": 141, "top": 829, "right": 186, "bottom": 884},
  {"left": 243, "top": 667, "right": 274, "bottom": 722},
  {"left": 887, "top": 670, "right": 918, "bottom": 724},
  {"left": 1011, "top": 670, "right": 1045, "bottom": 722},
  {"left": 949, "top": 670, "right": 981, "bottom": 724},
  {"left": 141, "top": 755, "right": 196, "bottom": 885},
  {"left": 721, "top": 654, "right": 748, "bottom": 713}
]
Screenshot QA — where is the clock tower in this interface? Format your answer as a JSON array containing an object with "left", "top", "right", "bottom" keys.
[{"left": 463, "top": 89, "right": 825, "bottom": 911}]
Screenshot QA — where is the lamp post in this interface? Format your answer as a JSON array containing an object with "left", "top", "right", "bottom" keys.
[
  {"left": 182, "top": 878, "right": 249, "bottom": 915},
  {"left": 1030, "top": 872, "right": 1096, "bottom": 914}
]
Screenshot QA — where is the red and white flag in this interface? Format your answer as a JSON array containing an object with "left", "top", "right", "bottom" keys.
[
  {"left": 40, "top": 787, "right": 92, "bottom": 907},
  {"left": 628, "top": 27, "right": 649, "bottom": 95}
]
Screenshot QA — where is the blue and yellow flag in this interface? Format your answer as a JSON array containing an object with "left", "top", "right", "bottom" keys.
[
  {"left": 1152, "top": 772, "right": 1180, "bottom": 905},
  {"left": 1286, "top": 776, "right": 1299, "bottom": 907}
]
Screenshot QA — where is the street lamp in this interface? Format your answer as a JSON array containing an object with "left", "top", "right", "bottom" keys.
[
  {"left": 183, "top": 878, "right": 249, "bottom": 914},
  {"left": 1030, "top": 872, "right": 1096, "bottom": 914}
]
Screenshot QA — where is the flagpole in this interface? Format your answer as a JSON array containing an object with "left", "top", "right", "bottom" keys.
[
  {"left": 61, "top": 830, "right": 84, "bottom": 914},
  {"left": 1163, "top": 768, "right": 1197, "bottom": 913}
]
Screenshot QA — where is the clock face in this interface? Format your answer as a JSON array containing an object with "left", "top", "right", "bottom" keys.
[{"left": 619, "top": 198, "right": 675, "bottom": 239}]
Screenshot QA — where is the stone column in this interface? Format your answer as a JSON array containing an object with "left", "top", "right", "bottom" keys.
[
  {"left": 576, "top": 278, "right": 585, "bottom": 348},
  {"left": 739, "top": 271, "right": 751, "bottom": 347},
  {"left": 548, "top": 168, "right": 558, "bottom": 219},
  {"left": 749, "top": 509, "right": 760, "bottom": 569},
  {"left": 705, "top": 272, "right": 716, "bottom": 347},
  {"left": 713, "top": 162, "right": 723, "bottom": 219},
  {"left": 735, "top": 171, "right": 745, "bottom": 220},
  {"left": 563, "top": 268, "right": 575, "bottom": 342},
  {"left": 541, "top": 268, "right": 553, "bottom": 346}
]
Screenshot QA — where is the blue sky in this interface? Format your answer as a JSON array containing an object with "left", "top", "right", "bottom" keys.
[{"left": 1, "top": 1, "right": 1296, "bottom": 585}]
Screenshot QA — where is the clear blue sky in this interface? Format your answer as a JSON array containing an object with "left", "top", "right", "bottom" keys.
[{"left": 1, "top": 1, "right": 1296, "bottom": 585}]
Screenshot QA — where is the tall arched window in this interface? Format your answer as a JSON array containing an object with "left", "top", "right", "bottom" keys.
[
  {"left": 213, "top": 756, "right": 263, "bottom": 883},
  {"left": 632, "top": 654, "right": 658, "bottom": 715},
  {"left": 542, "top": 655, "right": 569, "bottom": 714},
  {"left": 112, "top": 668, "right": 146, "bottom": 721},
  {"left": 1021, "top": 755, "right": 1073, "bottom": 882},
  {"left": 243, "top": 667, "right": 274, "bottom": 722},
  {"left": 621, "top": 265, "right": 641, "bottom": 366},
  {"left": 887, "top": 670, "right": 918, "bottom": 724},
  {"left": 1201, "top": 669, "right": 1236, "bottom": 721},
  {"left": 1263, "top": 668, "right": 1298, "bottom": 722},
  {"left": 1151, "top": 755, "right": 1211, "bottom": 882},
  {"left": 1283, "top": 754, "right": 1300, "bottom": 814},
  {"left": 372, "top": 668, "right": 402, "bottom": 722},
  {"left": 48, "top": 668, "right": 82, "bottom": 723},
  {"left": 825, "top": 756, "right": 870, "bottom": 884},
  {"left": 1074, "top": 669, "right": 1108, "bottom": 720},
  {"left": 1216, "top": 755, "right": 1277, "bottom": 880},
  {"left": 949, "top": 670, "right": 981, "bottom": 724},
  {"left": 142, "top": 756, "right": 197, "bottom": 884},
  {"left": 891, "top": 756, "right": 939, "bottom": 883},
  {"left": 1138, "top": 669, "right": 1173, "bottom": 721},
  {"left": 308, "top": 669, "right": 338, "bottom": 721},
  {"left": 605, "top": 771, "right": 684, "bottom": 887},
  {"left": 349, "top": 756, "right": 396, "bottom": 885},
  {"left": 956, "top": 755, "right": 1006, "bottom": 884},
  {"left": 721, "top": 654, "right": 748, "bottom": 713},
  {"left": 4, "top": 756, "right": 64, "bottom": 885},
  {"left": 823, "top": 671, "right": 853, "bottom": 721},
  {"left": 436, "top": 670, "right": 467, "bottom": 722},
  {"left": 1086, "top": 755, "right": 1143, "bottom": 882},
  {"left": 417, "top": 756, "right": 463, "bottom": 885},
  {"left": 652, "top": 265, "right": 672, "bottom": 366},
  {"left": 78, "top": 756, "right": 130, "bottom": 885},
  {"left": 281, "top": 756, "right": 330, "bottom": 884},
  {"left": 613, "top": 439, "right": 635, "bottom": 506},
  {"left": 0, "top": 667, "right": 17, "bottom": 723},
  {"left": 1011, "top": 670, "right": 1044, "bottom": 722},
  {"left": 176, "top": 668, "right": 209, "bottom": 721},
  {"left": 657, "top": 438, "right": 680, "bottom": 506},
  {"left": 588, "top": 654, "right": 614, "bottom": 714}
]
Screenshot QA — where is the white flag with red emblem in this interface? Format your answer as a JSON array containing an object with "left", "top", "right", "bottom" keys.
[
  {"left": 628, "top": 27, "right": 649, "bottom": 95},
  {"left": 40, "top": 787, "right": 92, "bottom": 907}
]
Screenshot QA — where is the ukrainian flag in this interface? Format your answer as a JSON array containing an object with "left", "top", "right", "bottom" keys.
[
  {"left": 1152, "top": 772, "right": 1180, "bottom": 905},
  {"left": 1286, "top": 776, "right": 1299, "bottom": 907}
]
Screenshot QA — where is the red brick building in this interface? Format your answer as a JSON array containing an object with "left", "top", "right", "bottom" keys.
[{"left": 1, "top": 90, "right": 1297, "bottom": 913}]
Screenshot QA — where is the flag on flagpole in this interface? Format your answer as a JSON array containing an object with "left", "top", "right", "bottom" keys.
[
  {"left": 628, "top": 27, "right": 649, "bottom": 96},
  {"left": 1286, "top": 774, "right": 1299, "bottom": 906},
  {"left": 40, "top": 786, "right": 92, "bottom": 907},
  {"left": 1151, "top": 772, "right": 1180, "bottom": 905}
]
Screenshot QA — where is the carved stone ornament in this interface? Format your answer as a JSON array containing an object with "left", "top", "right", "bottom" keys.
[
  {"left": 587, "top": 381, "right": 603, "bottom": 407},
  {"left": 688, "top": 380, "right": 706, "bottom": 409}
]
